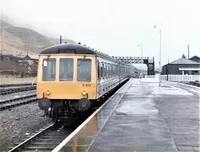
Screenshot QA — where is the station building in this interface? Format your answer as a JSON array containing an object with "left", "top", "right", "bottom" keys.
[{"left": 162, "top": 56, "right": 200, "bottom": 75}]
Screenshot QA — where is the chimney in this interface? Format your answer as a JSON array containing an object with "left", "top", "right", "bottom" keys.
[{"left": 188, "top": 44, "right": 190, "bottom": 59}]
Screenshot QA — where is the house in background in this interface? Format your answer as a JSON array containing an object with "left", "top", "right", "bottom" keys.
[
  {"left": 23, "top": 54, "right": 38, "bottom": 65},
  {"left": 162, "top": 56, "right": 200, "bottom": 75}
]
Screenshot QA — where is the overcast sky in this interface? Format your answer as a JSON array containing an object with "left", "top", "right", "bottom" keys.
[{"left": 1, "top": 0, "right": 199, "bottom": 69}]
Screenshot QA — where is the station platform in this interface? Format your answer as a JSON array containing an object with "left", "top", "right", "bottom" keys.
[{"left": 55, "top": 78, "right": 200, "bottom": 152}]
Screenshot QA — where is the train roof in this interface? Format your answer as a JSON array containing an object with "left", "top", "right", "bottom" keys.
[{"left": 40, "top": 43, "right": 127, "bottom": 65}]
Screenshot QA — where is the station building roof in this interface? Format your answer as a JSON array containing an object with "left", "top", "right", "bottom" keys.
[
  {"left": 170, "top": 58, "right": 200, "bottom": 65},
  {"left": 189, "top": 55, "right": 200, "bottom": 63}
]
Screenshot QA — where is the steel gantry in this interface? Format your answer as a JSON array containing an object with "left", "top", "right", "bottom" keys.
[{"left": 112, "top": 56, "right": 155, "bottom": 75}]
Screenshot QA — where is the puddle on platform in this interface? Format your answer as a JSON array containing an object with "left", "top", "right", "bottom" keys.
[{"left": 116, "top": 97, "right": 159, "bottom": 116}]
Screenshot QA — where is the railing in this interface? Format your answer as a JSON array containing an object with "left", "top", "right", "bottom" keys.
[
  {"left": 145, "top": 75, "right": 200, "bottom": 82},
  {"left": 160, "top": 75, "right": 200, "bottom": 82},
  {"left": 113, "top": 56, "right": 149, "bottom": 60}
]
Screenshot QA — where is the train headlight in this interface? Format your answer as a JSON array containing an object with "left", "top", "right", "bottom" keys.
[
  {"left": 46, "top": 90, "right": 51, "bottom": 95},
  {"left": 82, "top": 90, "right": 87, "bottom": 96}
]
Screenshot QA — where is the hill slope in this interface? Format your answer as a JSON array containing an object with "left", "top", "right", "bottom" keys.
[{"left": 0, "top": 20, "right": 76, "bottom": 57}]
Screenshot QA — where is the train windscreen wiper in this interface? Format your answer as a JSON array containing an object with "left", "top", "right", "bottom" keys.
[{"left": 78, "top": 55, "right": 86, "bottom": 66}]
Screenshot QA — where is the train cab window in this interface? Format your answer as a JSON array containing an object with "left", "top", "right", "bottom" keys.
[
  {"left": 42, "top": 58, "right": 56, "bottom": 81},
  {"left": 77, "top": 59, "right": 91, "bottom": 81},
  {"left": 59, "top": 58, "right": 73, "bottom": 81}
]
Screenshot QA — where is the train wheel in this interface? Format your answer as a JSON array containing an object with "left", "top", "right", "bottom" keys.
[{"left": 50, "top": 108, "right": 58, "bottom": 122}]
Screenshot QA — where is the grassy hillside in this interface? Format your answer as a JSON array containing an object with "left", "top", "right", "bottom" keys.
[{"left": 0, "top": 20, "right": 75, "bottom": 57}]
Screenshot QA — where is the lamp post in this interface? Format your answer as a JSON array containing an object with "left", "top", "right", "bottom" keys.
[
  {"left": 154, "top": 25, "right": 162, "bottom": 87},
  {"left": 138, "top": 44, "right": 143, "bottom": 78},
  {"left": 166, "top": 59, "right": 169, "bottom": 81},
  {"left": 138, "top": 44, "right": 143, "bottom": 60}
]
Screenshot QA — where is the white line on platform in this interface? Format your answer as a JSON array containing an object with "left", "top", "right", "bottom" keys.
[
  {"left": 51, "top": 80, "right": 132, "bottom": 152},
  {"left": 165, "top": 81, "right": 200, "bottom": 90},
  {"left": 166, "top": 81, "right": 200, "bottom": 95}
]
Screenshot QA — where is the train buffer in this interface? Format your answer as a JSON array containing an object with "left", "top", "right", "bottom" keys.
[{"left": 52, "top": 78, "right": 200, "bottom": 152}]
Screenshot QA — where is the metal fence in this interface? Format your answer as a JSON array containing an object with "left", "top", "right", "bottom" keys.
[
  {"left": 160, "top": 75, "right": 200, "bottom": 82},
  {"left": 145, "top": 75, "right": 200, "bottom": 82}
]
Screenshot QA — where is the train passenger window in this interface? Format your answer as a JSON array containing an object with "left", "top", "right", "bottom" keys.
[
  {"left": 77, "top": 59, "right": 91, "bottom": 81},
  {"left": 59, "top": 58, "right": 73, "bottom": 81},
  {"left": 105, "top": 63, "right": 107, "bottom": 77},
  {"left": 102, "top": 63, "right": 104, "bottom": 78},
  {"left": 114, "top": 65, "right": 116, "bottom": 75},
  {"left": 103, "top": 63, "right": 105, "bottom": 78},
  {"left": 108, "top": 64, "right": 111, "bottom": 77},
  {"left": 112, "top": 65, "right": 113, "bottom": 76},
  {"left": 42, "top": 58, "right": 56, "bottom": 81},
  {"left": 98, "top": 61, "right": 101, "bottom": 79},
  {"left": 107, "top": 63, "right": 109, "bottom": 77}
]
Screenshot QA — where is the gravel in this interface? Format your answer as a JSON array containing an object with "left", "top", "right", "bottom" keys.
[{"left": 0, "top": 102, "right": 51, "bottom": 151}]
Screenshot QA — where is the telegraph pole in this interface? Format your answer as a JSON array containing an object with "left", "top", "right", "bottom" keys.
[
  {"left": 138, "top": 44, "right": 143, "bottom": 78},
  {"left": 60, "top": 36, "right": 62, "bottom": 44}
]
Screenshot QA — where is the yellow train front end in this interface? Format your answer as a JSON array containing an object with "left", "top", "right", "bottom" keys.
[{"left": 37, "top": 52, "right": 97, "bottom": 120}]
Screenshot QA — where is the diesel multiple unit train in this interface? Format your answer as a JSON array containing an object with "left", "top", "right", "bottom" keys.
[{"left": 37, "top": 43, "right": 133, "bottom": 121}]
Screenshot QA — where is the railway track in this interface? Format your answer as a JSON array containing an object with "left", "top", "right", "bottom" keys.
[
  {"left": 0, "top": 86, "right": 36, "bottom": 95},
  {"left": 0, "top": 83, "right": 36, "bottom": 88},
  {"left": 8, "top": 79, "right": 130, "bottom": 152},
  {"left": 0, "top": 94, "right": 36, "bottom": 111},
  {"left": 8, "top": 121, "right": 75, "bottom": 152}
]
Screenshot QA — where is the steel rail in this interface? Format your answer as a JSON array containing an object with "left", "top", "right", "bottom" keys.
[
  {"left": 0, "top": 83, "right": 36, "bottom": 88},
  {"left": 0, "top": 95, "right": 37, "bottom": 111},
  {"left": 0, "top": 86, "right": 36, "bottom": 95},
  {"left": 8, "top": 123, "right": 55, "bottom": 152}
]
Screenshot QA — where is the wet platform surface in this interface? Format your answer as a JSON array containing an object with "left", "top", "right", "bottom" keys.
[{"left": 58, "top": 79, "right": 199, "bottom": 152}]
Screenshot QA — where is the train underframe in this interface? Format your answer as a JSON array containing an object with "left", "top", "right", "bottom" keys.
[
  {"left": 39, "top": 98, "right": 103, "bottom": 122},
  {"left": 38, "top": 79, "right": 129, "bottom": 122}
]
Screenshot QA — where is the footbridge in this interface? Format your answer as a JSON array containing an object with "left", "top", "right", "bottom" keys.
[{"left": 112, "top": 56, "right": 155, "bottom": 75}]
